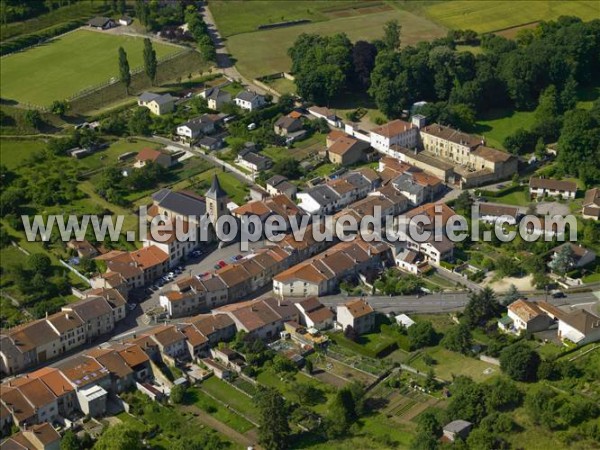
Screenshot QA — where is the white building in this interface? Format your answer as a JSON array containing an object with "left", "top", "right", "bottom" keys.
[
  {"left": 369, "top": 119, "right": 419, "bottom": 154},
  {"left": 529, "top": 177, "right": 577, "bottom": 200},
  {"left": 234, "top": 90, "right": 266, "bottom": 111},
  {"left": 336, "top": 299, "right": 375, "bottom": 335}
]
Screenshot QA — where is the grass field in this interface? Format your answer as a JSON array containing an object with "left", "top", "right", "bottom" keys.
[
  {"left": 483, "top": 188, "right": 531, "bottom": 206},
  {"left": 0, "top": 138, "right": 47, "bottom": 169},
  {"left": 210, "top": 1, "right": 360, "bottom": 37},
  {"left": 469, "top": 108, "right": 536, "bottom": 150},
  {"left": 410, "top": 347, "right": 498, "bottom": 382},
  {"left": 225, "top": 9, "right": 446, "bottom": 79},
  {"left": 424, "top": 1, "right": 600, "bottom": 33},
  {"left": 1, "top": 30, "right": 180, "bottom": 107}
]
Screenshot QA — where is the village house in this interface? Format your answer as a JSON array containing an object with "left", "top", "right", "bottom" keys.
[
  {"left": 88, "top": 16, "right": 115, "bottom": 29},
  {"left": 181, "top": 314, "right": 236, "bottom": 351},
  {"left": 307, "top": 106, "right": 342, "bottom": 128},
  {"left": 214, "top": 297, "right": 300, "bottom": 340},
  {"left": 477, "top": 203, "right": 520, "bottom": 225},
  {"left": 67, "top": 239, "right": 98, "bottom": 259},
  {"left": 202, "top": 358, "right": 232, "bottom": 380},
  {"left": 273, "top": 240, "right": 392, "bottom": 297},
  {"left": 85, "top": 347, "right": 135, "bottom": 394},
  {"left": 582, "top": 188, "right": 600, "bottom": 220},
  {"left": 234, "top": 90, "right": 266, "bottom": 111},
  {"left": 499, "top": 299, "right": 554, "bottom": 334},
  {"left": 134, "top": 148, "right": 173, "bottom": 169},
  {"left": 1, "top": 378, "right": 59, "bottom": 427},
  {"left": 370, "top": 119, "right": 419, "bottom": 154},
  {"left": 550, "top": 243, "right": 596, "bottom": 270},
  {"left": 236, "top": 151, "right": 272, "bottom": 172},
  {"left": 265, "top": 175, "right": 297, "bottom": 199},
  {"left": 146, "top": 325, "right": 188, "bottom": 361},
  {"left": 200, "top": 87, "right": 231, "bottom": 110},
  {"left": 274, "top": 114, "right": 304, "bottom": 137},
  {"left": 336, "top": 299, "right": 375, "bottom": 335},
  {"left": 529, "top": 177, "right": 577, "bottom": 200},
  {"left": 176, "top": 114, "right": 222, "bottom": 141},
  {"left": 209, "top": 347, "right": 246, "bottom": 373},
  {"left": 325, "top": 132, "right": 371, "bottom": 166},
  {"left": 0, "top": 422, "right": 61, "bottom": 450},
  {"left": 232, "top": 194, "right": 303, "bottom": 232},
  {"left": 294, "top": 297, "right": 334, "bottom": 330},
  {"left": 137, "top": 92, "right": 176, "bottom": 116}
]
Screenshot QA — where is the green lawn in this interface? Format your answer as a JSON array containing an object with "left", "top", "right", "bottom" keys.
[
  {"left": 409, "top": 347, "right": 498, "bottom": 382},
  {"left": 226, "top": 8, "right": 445, "bottom": 79},
  {"left": 1, "top": 30, "right": 180, "bottom": 107},
  {"left": 484, "top": 188, "right": 531, "bottom": 206},
  {"left": 424, "top": 1, "right": 600, "bottom": 33},
  {"left": 329, "top": 332, "right": 398, "bottom": 359},
  {"left": 0, "top": 138, "right": 47, "bottom": 169},
  {"left": 189, "top": 387, "right": 255, "bottom": 433},
  {"left": 193, "top": 168, "right": 249, "bottom": 205},
  {"left": 201, "top": 377, "right": 259, "bottom": 421},
  {"left": 469, "top": 108, "right": 537, "bottom": 150}
]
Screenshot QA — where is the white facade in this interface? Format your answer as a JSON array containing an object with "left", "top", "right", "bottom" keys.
[{"left": 370, "top": 127, "right": 418, "bottom": 154}]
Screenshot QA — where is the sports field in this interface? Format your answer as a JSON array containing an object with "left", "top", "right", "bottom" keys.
[
  {"left": 226, "top": 9, "right": 446, "bottom": 79},
  {"left": 424, "top": 1, "right": 600, "bottom": 33},
  {"left": 1, "top": 29, "right": 180, "bottom": 107}
]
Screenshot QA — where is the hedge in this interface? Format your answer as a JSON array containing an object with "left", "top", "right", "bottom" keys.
[
  {"left": 1, "top": 20, "right": 84, "bottom": 55},
  {"left": 476, "top": 184, "right": 524, "bottom": 198}
]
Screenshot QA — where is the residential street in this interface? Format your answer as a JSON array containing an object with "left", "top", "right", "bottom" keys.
[{"left": 318, "top": 290, "right": 600, "bottom": 314}]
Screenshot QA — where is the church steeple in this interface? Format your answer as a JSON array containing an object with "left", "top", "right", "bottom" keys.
[
  {"left": 205, "top": 174, "right": 228, "bottom": 226},
  {"left": 206, "top": 174, "right": 227, "bottom": 200}
]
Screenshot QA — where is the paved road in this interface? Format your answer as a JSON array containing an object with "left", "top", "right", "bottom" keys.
[
  {"left": 319, "top": 291, "right": 600, "bottom": 314},
  {"left": 199, "top": 4, "right": 277, "bottom": 99}
]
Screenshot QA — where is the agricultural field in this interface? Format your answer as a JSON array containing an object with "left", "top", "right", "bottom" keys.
[
  {"left": 1, "top": 30, "right": 181, "bottom": 107},
  {"left": 423, "top": 1, "right": 600, "bottom": 33},
  {"left": 225, "top": 8, "right": 446, "bottom": 79}
]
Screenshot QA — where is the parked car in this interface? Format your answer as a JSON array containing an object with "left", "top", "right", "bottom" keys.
[
  {"left": 218, "top": 260, "right": 227, "bottom": 268},
  {"left": 214, "top": 264, "right": 221, "bottom": 270},
  {"left": 552, "top": 291, "right": 566, "bottom": 298},
  {"left": 127, "top": 303, "right": 137, "bottom": 311}
]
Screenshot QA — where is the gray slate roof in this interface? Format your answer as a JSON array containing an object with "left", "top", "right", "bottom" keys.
[
  {"left": 306, "top": 185, "right": 341, "bottom": 206},
  {"left": 236, "top": 90, "right": 262, "bottom": 102},
  {"left": 206, "top": 175, "right": 227, "bottom": 200},
  {"left": 156, "top": 189, "right": 207, "bottom": 216},
  {"left": 392, "top": 173, "right": 426, "bottom": 196}
]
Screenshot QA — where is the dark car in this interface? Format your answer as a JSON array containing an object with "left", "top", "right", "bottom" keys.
[{"left": 552, "top": 291, "right": 566, "bottom": 298}]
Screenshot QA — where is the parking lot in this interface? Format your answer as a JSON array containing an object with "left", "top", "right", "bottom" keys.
[{"left": 136, "top": 239, "right": 270, "bottom": 320}]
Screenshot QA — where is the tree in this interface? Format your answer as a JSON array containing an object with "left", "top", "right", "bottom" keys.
[
  {"left": 27, "top": 253, "right": 52, "bottom": 276},
  {"left": 272, "top": 157, "right": 302, "bottom": 179},
  {"left": 441, "top": 323, "right": 472, "bottom": 354},
  {"left": 327, "top": 386, "right": 357, "bottom": 437},
  {"left": 143, "top": 38, "right": 157, "bottom": 84},
  {"left": 118, "top": 0, "right": 126, "bottom": 16},
  {"left": 60, "top": 430, "right": 80, "bottom": 450},
  {"left": 463, "top": 287, "right": 501, "bottom": 328},
  {"left": 485, "top": 377, "right": 522, "bottom": 411},
  {"left": 407, "top": 321, "right": 437, "bottom": 350},
  {"left": 557, "top": 108, "right": 600, "bottom": 185},
  {"left": 24, "top": 109, "right": 42, "bottom": 129},
  {"left": 118, "top": 46, "right": 131, "bottom": 94},
  {"left": 256, "top": 388, "right": 290, "bottom": 450},
  {"left": 94, "top": 424, "right": 142, "bottom": 450},
  {"left": 170, "top": 384, "right": 185, "bottom": 404},
  {"left": 305, "top": 358, "right": 313, "bottom": 375},
  {"left": 382, "top": 20, "right": 401, "bottom": 51},
  {"left": 128, "top": 107, "right": 152, "bottom": 136},
  {"left": 502, "top": 284, "right": 521, "bottom": 305},
  {"left": 416, "top": 410, "right": 442, "bottom": 437},
  {"left": 447, "top": 376, "right": 488, "bottom": 424},
  {"left": 503, "top": 128, "right": 537, "bottom": 154},
  {"left": 454, "top": 190, "right": 473, "bottom": 214},
  {"left": 548, "top": 244, "right": 574, "bottom": 275},
  {"left": 351, "top": 40, "right": 377, "bottom": 89},
  {"left": 344, "top": 325, "right": 359, "bottom": 342},
  {"left": 500, "top": 343, "right": 540, "bottom": 381},
  {"left": 50, "top": 100, "right": 69, "bottom": 116}
]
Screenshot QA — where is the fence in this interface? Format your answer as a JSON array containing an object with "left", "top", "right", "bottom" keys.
[
  {"left": 66, "top": 47, "right": 191, "bottom": 102},
  {"left": 59, "top": 259, "right": 91, "bottom": 285}
]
